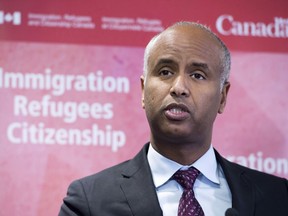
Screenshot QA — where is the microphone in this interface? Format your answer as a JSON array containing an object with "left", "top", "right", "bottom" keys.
[{"left": 225, "top": 208, "right": 239, "bottom": 216}]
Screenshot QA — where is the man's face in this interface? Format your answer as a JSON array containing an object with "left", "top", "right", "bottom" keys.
[{"left": 141, "top": 26, "right": 230, "bottom": 143}]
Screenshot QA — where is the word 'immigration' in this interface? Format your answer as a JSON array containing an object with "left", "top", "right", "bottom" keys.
[
  {"left": 216, "top": 15, "right": 288, "bottom": 38},
  {"left": 0, "top": 67, "right": 130, "bottom": 96}
]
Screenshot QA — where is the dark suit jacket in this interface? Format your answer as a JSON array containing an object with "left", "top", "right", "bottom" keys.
[{"left": 59, "top": 143, "right": 288, "bottom": 216}]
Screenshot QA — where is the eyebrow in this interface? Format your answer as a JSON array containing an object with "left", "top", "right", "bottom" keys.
[
  {"left": 156, "top": 59, "right": 208, "bottom": 67},
  {"left": 155, "top": 58, "right": 176, "bottom": 66},
  {"left": 189, "top": 62, "right": 209, "bottom": 69},
  {"left": 154, "top": 58, "right": 209, "bottom": 71}
]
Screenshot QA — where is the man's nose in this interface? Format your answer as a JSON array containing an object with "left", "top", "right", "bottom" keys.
[{"left": 170, "top": 75, "right": 190, "bottom": 98}]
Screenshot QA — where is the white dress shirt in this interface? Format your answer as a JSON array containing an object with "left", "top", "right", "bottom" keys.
[{"left": 147, "top": 144, "right": 232, "bottom": 216}]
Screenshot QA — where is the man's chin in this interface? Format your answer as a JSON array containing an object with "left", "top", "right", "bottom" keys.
[{"left": 161, "top": 128, "right": 194, "bottom": 141}]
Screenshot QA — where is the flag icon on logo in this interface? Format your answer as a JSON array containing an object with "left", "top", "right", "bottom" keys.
[{"left": 0, "top": 11, "right": 21, "bottom": 25}]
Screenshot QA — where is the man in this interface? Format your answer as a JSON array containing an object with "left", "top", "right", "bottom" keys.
[{"left": 59, "top": 22, "right": 288, "bottom": 216}]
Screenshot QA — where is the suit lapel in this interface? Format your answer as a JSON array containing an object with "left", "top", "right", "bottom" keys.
[
  {"left": 120, "top": 144, "right": 163, "bottom": 216},
  {"left": 215, "top": 150, "right": 255, "bottom": 216}
]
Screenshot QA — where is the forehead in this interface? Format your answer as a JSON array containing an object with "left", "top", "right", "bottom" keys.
[{"left": 148, "top": 26, "right": 223, "bottom": 70}]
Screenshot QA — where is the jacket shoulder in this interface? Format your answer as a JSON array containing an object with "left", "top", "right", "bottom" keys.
[{"left": 78, "top": 159, "right": 131, "bottom": 186}]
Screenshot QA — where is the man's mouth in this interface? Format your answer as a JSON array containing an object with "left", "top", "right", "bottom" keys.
[
  {"left": 169, "top": 108, "right": 187, "bottom": 114},
  {"left": 164, "top": 103, "right": 190, "bottom": 121}
]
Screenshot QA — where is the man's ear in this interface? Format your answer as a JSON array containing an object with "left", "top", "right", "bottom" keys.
[
  {"left": 218, "top": 81, "right": 230, "bottom": 114},
  {"left": 140, "top": 75, "right": 145, "bottom": 109}
]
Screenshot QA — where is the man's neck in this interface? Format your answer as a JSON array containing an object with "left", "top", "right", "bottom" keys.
[{"left": 150, "top": 139, "right": 211, "bottom": 165}]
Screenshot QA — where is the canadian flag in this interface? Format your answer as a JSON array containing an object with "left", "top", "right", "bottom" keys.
[{"left": 0, "top": 11, "right": 21, "bottom": 25}]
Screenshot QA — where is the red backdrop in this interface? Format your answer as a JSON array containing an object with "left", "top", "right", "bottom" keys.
[{"left": 0, "top": 1, "right": 287, "bottom": 215}]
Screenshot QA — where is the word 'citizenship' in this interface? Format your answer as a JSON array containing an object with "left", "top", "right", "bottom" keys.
[
  {"left": 14, "top": 95, "right": 113, "bottom": 123},
  {"left": 0, "top": 67, "right": 130, "bottom": 96},
  {"left": 7, "top": 122, "right": 125, "bottom": 152}
]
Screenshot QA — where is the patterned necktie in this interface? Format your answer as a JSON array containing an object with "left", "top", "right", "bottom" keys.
[{"left": 172, "top": 167, "right": 205, "bottom": 216}]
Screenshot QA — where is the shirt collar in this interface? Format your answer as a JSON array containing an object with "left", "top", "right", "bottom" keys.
[
  {"left": 147, "top": 143, "right": 220, "bottom": 188},
  {"left": 192, "top": 145, "right": 220, "bottom": 184}
]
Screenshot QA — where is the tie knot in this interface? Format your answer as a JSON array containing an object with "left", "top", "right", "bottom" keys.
[{"left": 172, "top": 166, "right": 200, "bottom": 190}]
